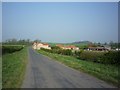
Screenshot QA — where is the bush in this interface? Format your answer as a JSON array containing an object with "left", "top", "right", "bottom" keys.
[
  {"left": 40, "top": 48, "right": 73, "bottom": 56},
  {"left": 74, "top": 50, "right": 83, "bottom": 58},
  {"left": 79, "top": 51, "right": 104, "bottom": 62},
  {"left": 99, "top": 51, "right": 119, "bottom": 65},
  {"left": 78, "top": 51, "right": 119, "bottom": 65},
  {"left": 40, "top": 47, "right": 120, "bottom": 65},
  {"left": 51, "top": 46, "right": 61, "bottom": 50},
  {"left": 61, "top": 49, "right": 72, "bottom": 55}
]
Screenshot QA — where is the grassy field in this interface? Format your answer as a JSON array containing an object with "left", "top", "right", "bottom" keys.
[
  {"left": 2, "top": 46, "right": 28, "bottom": 88},
  {"left": 38, "top": 50, "right": 118, "bottom": 86}
]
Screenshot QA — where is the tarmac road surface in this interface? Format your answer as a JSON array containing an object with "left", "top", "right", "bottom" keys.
[{"left": 21, "top": 47, "right": 116, "bottom": 88}]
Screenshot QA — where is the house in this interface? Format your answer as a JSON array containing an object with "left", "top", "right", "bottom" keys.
[
  {"left": 56, "top": 44, "right": 79, "bottom": 51},
  {"left": 56, "top": 44, "right": 64, "bottom": 49},
  {"left": 65, "top": 45, "right": 79, "bottom": 51},
  {"left": 33, "top": 42, "right": 51, "bottom": 50}
]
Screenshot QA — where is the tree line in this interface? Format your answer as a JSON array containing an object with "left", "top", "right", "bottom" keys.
[{"left": 2, "top": 38, "right": 41, "bottom": 45}]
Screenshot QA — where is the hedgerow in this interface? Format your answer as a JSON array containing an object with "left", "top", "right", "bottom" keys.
[
  {"left": 2, "top": 45, "right": 24, "bottom": 55},
  {"left": 40, "top": 47, "right": 119, "bottom": 65}
]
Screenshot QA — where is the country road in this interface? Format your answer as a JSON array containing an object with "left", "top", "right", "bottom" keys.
[{"left": 21, "top": 47, "right": 115, "bottom": 88}]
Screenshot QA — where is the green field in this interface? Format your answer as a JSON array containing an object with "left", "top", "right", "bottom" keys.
[
  {"left": 38, "top": 50, "right": 118, "bottom": 86},
  {"left": 2, "top": 46, "right": 28, "bottom": 88}
]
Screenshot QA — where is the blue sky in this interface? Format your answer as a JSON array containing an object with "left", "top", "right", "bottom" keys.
[
  {"left": 2, "top": 2, "right": 118, "bottom": 43},
  {"left": 0, "top": 2, "right": 2, "bottom": 42}
]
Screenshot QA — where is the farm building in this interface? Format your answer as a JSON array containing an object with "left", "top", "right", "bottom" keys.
[
  {"left": 87, "top": 46, "right": 111, "bottom": 51},
  {"left": 56, "top": 44, "right": 79, "bottom": 51}
]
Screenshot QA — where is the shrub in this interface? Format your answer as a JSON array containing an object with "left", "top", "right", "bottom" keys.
[
  {"left": 79, "top": 51, "right": 104, "bottom": 62},
  {"left": 78, "top": 50, "right": 119, "bottom": 65},
  {"left": 40, "top": 48, "right": 73, "bottom": 56},
  {"left": 51, "top": 46, "right": 61, "bottom": 50},
  {"left": 40, "top": 47, "right": 119, "bottom": 65},
  {"left": 74, "top": 50, "right": 83, "bottom": 58},
  {"left": 62, "top": 49, "right": 72, "bottom": 55},
  {"left": 99, "top": 51, "right": 119, "bottom": 65}
]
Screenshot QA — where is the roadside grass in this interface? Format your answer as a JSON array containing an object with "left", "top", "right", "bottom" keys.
[
  {"left": 2, "top": 47, "right": 28, "bottom": 88},
  {"left": 0, "top": 56, "right": 2, "bottom": 89},
  {"left": 0, "top": 45, "right": 2, "bottom": 89},
  {"left": 38, "top": 50, "right": 118, "bottom": 86}
]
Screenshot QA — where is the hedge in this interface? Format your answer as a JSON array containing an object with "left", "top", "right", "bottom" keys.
[{"left": 40, "top": 48, "right": 119, "bottom": 65}]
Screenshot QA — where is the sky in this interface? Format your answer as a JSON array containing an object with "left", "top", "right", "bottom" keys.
[
  {"left": 2, "top": 2, "right": 118, "bottom": 43},
  {"left": 1, "top": 0, "right": 120, "bottom": 2},
  {"left": 0, "top": 2, "right": 2, "bottom": 42}
]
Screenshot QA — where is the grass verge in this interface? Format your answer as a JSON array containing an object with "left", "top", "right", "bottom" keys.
[
  {"left": 2, "top": 47, "right": 28, "bottom": 88},
  {"left": 38, "top": 50, "right": 118, "bottom": 87},
  {"left": 0, "top": 56, "right": 2, "bottom": 89}
]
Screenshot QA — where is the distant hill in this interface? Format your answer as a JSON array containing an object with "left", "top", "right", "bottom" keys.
[
  {"left": 47, "top": 41, "right": 91, "bottom": 47},
  {"left": 64, "top": 41, "right": 91, "bottom": 47},
  {"left": 71, "top": 41, "right": 91, "bottom": 44}
]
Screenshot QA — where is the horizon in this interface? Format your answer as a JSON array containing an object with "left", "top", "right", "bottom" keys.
[
  {"left": 2, "top": 38, "right": 118, "bottom": 44},
  {"left": 2, "top": 2, "right": 118, "bottom": 43}
]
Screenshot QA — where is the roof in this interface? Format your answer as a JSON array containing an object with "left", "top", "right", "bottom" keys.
[
  {"left": 43, "top": 43, "right": 49, "bottom": 46},
  {"left": 33, "top": 42, "right": 49, "bottom": 46},
  {"left": 56, "top": 44, "right": 79, "bottom": 49},
  {"left": 56, "top": 44, "right": 63, "bottom": 46}
]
